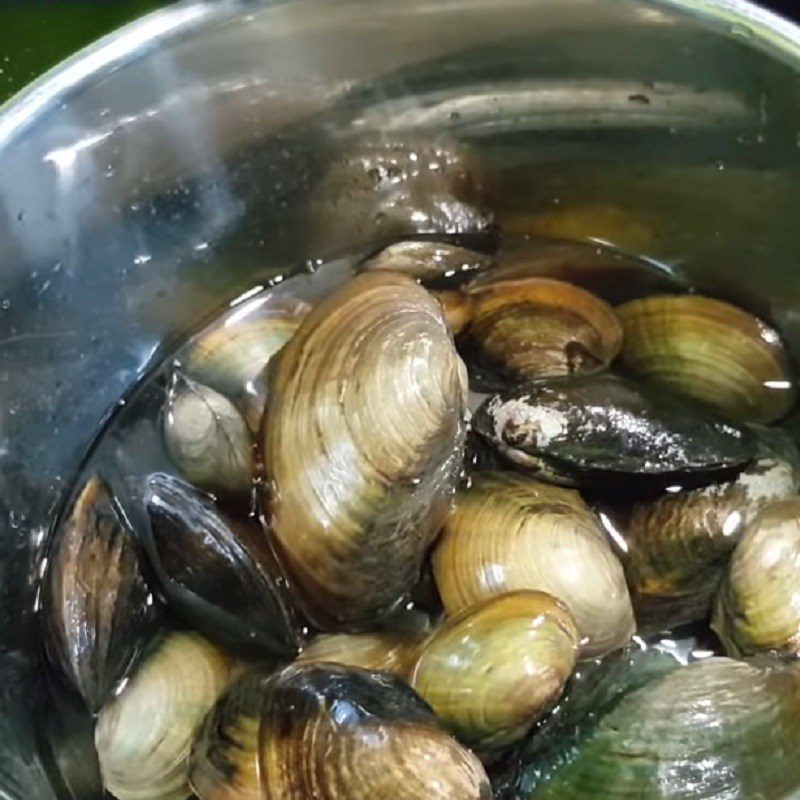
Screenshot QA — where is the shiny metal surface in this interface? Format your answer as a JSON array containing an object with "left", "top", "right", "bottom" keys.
[{"left": 1, "top": 0, "right": 800, "bottom": 794}]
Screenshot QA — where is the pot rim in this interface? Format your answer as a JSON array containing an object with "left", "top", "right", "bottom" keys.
[{"left": 0, "top": 0, "right": 797, "bottom": 149}]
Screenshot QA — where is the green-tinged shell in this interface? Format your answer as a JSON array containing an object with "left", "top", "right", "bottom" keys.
[
  {"left": 617, "top": 294, "right": 796, "bottom": 424},
  {"left": 296, "top": 632, "right": 426, "bottom": 679},
  {"left": 518, "top": 657, "right": 800, "bottom": 800},
  {"left": 411, "top": 592, "right": 578, "bottom": 756},
  {"left": 307, "top": 136, "right": 493, "bottom": 256},
  {"left": 466, "top": 236, "right": 687, "bottom": 305},
  {"left": 181, "top": 297, "right": 309, "bottom": 433},
  {"left": 472, "top": 374, "right": 755, "bottom": 491},
  {"left": 712, "top": 497, "right": 800, "bottom": 656},
  {"left": 462, "top": 277, "right": 622, "bottom": 383},
  {"left": 620, "top": 428, "right": 800, "bottom": 632},
  {"left": 163, "top": 374, "right": 254, "bottom": 497},
  {"left": 433, "top": 472, "right": 634, "bottom": 658},
  {"left": 189, "top": 663, "right": 492, "bottom": 800},
  {"left": 262, "top": 272, "right": 468, "bottom": 629},
  {"left": 145, "top": 473, "right": 300, "bottom": 658},
  {"left": 96, "top": 631, "right": 232, "bottom": 800},
  {"left": 361, "top": 240, "right": 493, "bottom": 284},
  {"left": 45, "top": 475, "right": 161, "bottom": 714}
]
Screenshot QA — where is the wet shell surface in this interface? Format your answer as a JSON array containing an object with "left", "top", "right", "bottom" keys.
[
  {"left": 95, "top": 631, "right": 232, "bottom": 800},
  {"left": 463, "top": 277, "right": 622, "bottom": 382},
  {"left": 411, "top": 591, "right": 578, "bottom": 755},
  {"left": 617, "top": 294, "right": 796, "bottom": 424},
  {"left": 189, "top": 663, "right": 492, "bottom": 800},
  {"left": 296, "top": 631, "right": 425, "bottom": 679},
  {"left": 433, "top": 289, "right": 475, "bottom": 335},
  {"left": 473, "top": 374, "right": 756, "bottom": 491},
  {"left": 45, "top": 475, "right": 160, "bottom": 714},
  {"left": 619, "top": 429, "right": 800, "bottom": 632},
  {"left": 163, "top": 374, "right": 254, "bottom": 498},
  {"left": 361, "top": 240, "right": 493, "bottom": 284},
  {"left": 433, "top": 471, "right": 634, "bottom": 658},
  {"left": 145, "top": 473, "right": 300, "bottom": 658},
  {"left": 712, "top": 497, "right": 800, "bottom": 656},
  {"left": 262, "top": 271, "right": 468, "bottom": 629}
]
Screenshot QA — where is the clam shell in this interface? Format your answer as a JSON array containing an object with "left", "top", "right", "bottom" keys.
[
  {"left": 620, "top": 429, "right": 800, "bottom": 632},
  {"left": 466, "top": 236, "right": 687, "bottom": 305},
  {"left": 433, "top": 472, "right": 634, "bottom": 658},
  {"left": 473, "top": 374, "right": 756, "bottom": 492},
  {"left": 262, "top": 272, "right": 468, "bottom": 629},
  {"left": 361, "top": 240, "right": 493, "bottom": 285},
  {"left": 411, "top": 591, "right": 578, "bottom": 756},
  {"left": 307, "top": 136, "right": 493, "bottom": 256},
  {"left": 96, "top": 631, "right": 232, "bottom": 800},
  {"left": 520, "top": 657, "right": 800, "bottom": 800},
  {"left": 145, "top": 473, "right": 300, "bottom": 658},
  {"left": 433, "top": 289, "right": 474, "bottom": 335},
  {"left": 296, "top": 632, "right": 425, "bottom": 679},
  {"left": 163, "top": 374, "right": 254, "bottom": 498},
  {"left": 617, "top": 294, "right": 796, "bottom": 424},
  {"left": 45, "top": 476, "right": 160, "bottom": 713},
  {"left": 463, "top": 277, "right": 622, "bottom": 382},
  {"left": 712, "top": 497, "right": 800, "bottom": 656},
  {"left": 500, "top": 203, "right": 655, "bottom": 254},
  {"left": 189, "top": 663, "right": 491, "bottom": 800}
]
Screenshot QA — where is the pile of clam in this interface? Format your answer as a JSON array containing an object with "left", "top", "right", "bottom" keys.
[{"left": 41, "top": 137, "right": 800, "bottom": 800}]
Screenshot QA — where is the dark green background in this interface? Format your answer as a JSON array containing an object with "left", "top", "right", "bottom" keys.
[{"left": 0, "top": 1, "right": 170, "bottom": 106}]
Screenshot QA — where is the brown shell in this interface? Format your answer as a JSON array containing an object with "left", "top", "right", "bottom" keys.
[
  {"left": 361, "top": 240, "right": 493, "bottom": 284},
  {"left": 617, "top": 294, "right": 796, "bottom": 424},
  {"left": 189, "top": 663, "right": 491, "bottom": 800},
  {"left": 463, "top": 277, "right": 622, "bottom": 382},
  {"left": 433, "top": 289, "right": 474, "bottom": 335},
  {"left": 433, "top": 471, "right": 634, "bottom": 658},
  {"left": 262, "top": 272, "right": 468, "bottom": 629},
  {"left": 45, "top": 476, "right": 160, "bottom": 713},
  {"left": 410, "top": 591, "right": 578, "bottom": 756}
]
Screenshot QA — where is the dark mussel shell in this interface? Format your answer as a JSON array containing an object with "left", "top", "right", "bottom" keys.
[
  {"left": 145, "top": 473, "right": 300, "bottom": 659},
  {"left": 189, "top": 663, "right": 492, "bottom": 800},
  {"left": 473, "top": 374, "right": 756, "bottom": 494},
  {"left": 45, "top": 476, "right": 160, "bottom": 714}
]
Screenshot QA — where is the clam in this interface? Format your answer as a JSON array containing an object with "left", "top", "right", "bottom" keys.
[
  {"left": 45, "top": 475, "right": 160, "bottom": 714},
  {"left": 189, "top": 663, "right": 492, "bottom": 800},
  {"left": 262, "top": 272, "right": 468, "bottom": 629},
  {"left": 617, "top": 294, "right": 796, "bottom": 424},
  {"left": 712, "top": 497, "right": 800, "bottom": 656},
  {"left": 501, "top": 203, "right": 655, "bottom": 254},
  {"left": 361, "top": 240, "right": 494, "bottom": 285},
  {"left": 296, "top": 631, "right": 426, "bottom": 679},
  {"left": 467, "top": 236, "right": 688, "bottom": 305},
  {"left": 433, "top": 472, "right": 634, "bottom": 658},
  {"left": 433, "top": 289, "right": 474, "bottom": 335},
  {"left": 462, "top": 277, "right": 622, "bottom": 383},
  {"left": 95, "top": 631, "right": 232, "bottom": 800},
  {"left": 518, "top": 657, "right": 800, "bottom": 800},
  {"left": 163, "top": 373, "right": 254, "bottom": 498},
  {"left": 307, "top": 135, "right": 493, "bottom": 256},
  {"left": 411, "top": 591, "right": 578, "bottom": 756},
  {"left": 145, "top": 473, "right": 300, "bottom": 658},
  {"left": 472, "top": 374, "right": 756, "bottom": 492},
  {"left": 181, "top": 297, "right": 309, "bottom": 432},
  {"left": 620, "top": 429, "right": 800, "bottom": 632}
]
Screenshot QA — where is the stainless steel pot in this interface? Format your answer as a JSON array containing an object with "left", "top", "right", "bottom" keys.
[{"left": 1, "top": 1, "right": 800, "bottom": 796}]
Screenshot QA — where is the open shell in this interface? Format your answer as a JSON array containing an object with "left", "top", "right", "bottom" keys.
[
  {"left": 262, "top": 272, "right": 468, "bottom": 629},
  {"left": 617, "top": 294, "right": 796, "bottom": 424},
  {"left": 712, "top": 497, "right": 800, "bottom": 656},
  {"left": 45, "top": 476, "right": 160, "bottom": 713},
  {"left": 462, "top": 277, "right": 622, "bottom": 382},
  {"left": 189, "top": 663, "right": 491, "bottom": 800},
  {"left": 145, "top": 473, "right": 300, "bottom": 658},
  {"left": 411, "top": 591, "right": 578, "bottom": 756},
  {"left": 95, "top": 631, "right": 232, "bottom": 800},
  {"left": 433, "top": 471, "right": 633, "bottom": 657}
]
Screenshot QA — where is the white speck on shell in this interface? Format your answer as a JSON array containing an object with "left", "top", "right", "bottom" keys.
[{"left": 488, "top": 395, "right": 569, "bottom": 449}]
